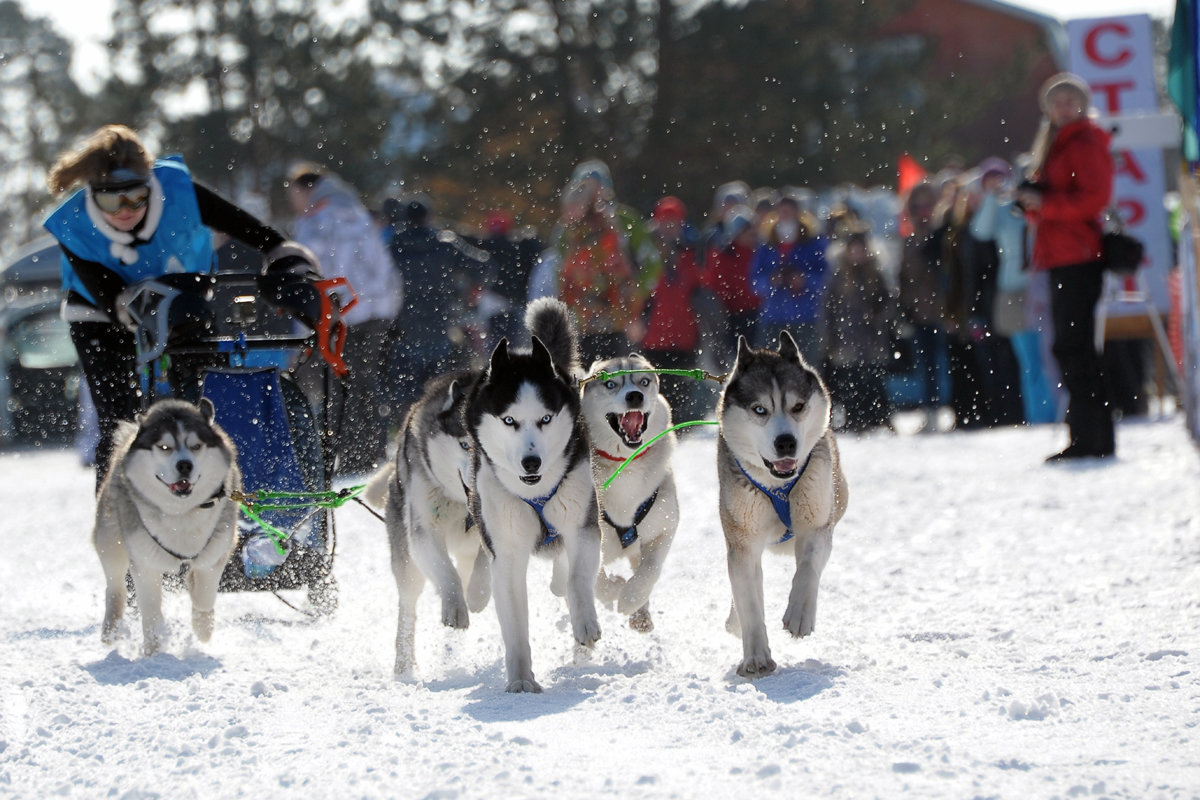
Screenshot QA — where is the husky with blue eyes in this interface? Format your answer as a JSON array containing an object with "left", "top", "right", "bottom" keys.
[
  {"left": 363, "top": 368, "right": 490, "bottom": 679},
  {"left": 580, "top": 353, "right": 679, "bottom": 633},
  {"left": 93, "top": 398, "right": 241, "bottom": 657},
  {"left": 464, "top": 298, "right": 601, "bottom": 693},
  {"left": 717, "top": 332, "right": 848, "bottom": 679}
]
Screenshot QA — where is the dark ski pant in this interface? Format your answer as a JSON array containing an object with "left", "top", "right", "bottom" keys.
[
  {"left": 70, "top": 321, "right": 139, "bottom": 491},
  {"left": 1048, "top": 261, "right": 1114, "bottom": 455}
]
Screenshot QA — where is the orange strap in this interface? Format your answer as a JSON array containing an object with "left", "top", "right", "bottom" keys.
[{"left": 313, "top": 278, "right": 358, "bottom": 377}]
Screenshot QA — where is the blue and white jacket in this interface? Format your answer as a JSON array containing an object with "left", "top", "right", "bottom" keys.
[{"left": 43, "top": 156, "right": 215, "bottom": 320}]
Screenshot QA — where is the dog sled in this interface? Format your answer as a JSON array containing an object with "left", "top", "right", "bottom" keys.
[{"left": 120, "top": 266, "right": 357, "bottom": 614}]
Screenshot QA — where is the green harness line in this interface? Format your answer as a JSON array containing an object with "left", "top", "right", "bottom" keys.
[
  {"left": 578, "top": 367, "right": 726, "bottom": 388},
  {"left": 231, "top": 368, "right": 723, "bottom": 544},
  {"left": 582, "top": 366, "right": 727, "bottom": 491},
  {"left": 231, "top": 485, "right": 369, "bottom": 554},
  {"left": 600, "top": 420, "right": 718, "bottom": 490}
]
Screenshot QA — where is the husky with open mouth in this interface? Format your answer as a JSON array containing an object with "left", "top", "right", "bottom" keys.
[
  {"left": 93, "top": 398, "right": 241, "bottom": 656},
  {"left": 464, "top": 298, "right": 601, "bottom": 693},
  {"left": 581, "top": 353, "right": 679, "bottom": 632},
  {"left": 717, "top": 332, "right": 848, "bottom": 678}
]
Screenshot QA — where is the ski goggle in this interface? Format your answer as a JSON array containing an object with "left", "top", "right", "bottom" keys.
[{"left": 91, "top": 183, "right": 151, "bottom": 214}]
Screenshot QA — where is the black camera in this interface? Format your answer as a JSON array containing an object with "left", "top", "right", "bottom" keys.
[{"left": 1013, "top": 179, "right": 1043, "bottom": 212}]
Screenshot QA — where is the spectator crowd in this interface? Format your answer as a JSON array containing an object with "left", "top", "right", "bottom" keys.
[{"left": 151, "top": 146, "right": 1153, "bottom": 475}]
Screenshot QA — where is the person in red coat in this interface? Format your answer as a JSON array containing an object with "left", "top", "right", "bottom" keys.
[
  {"left": 700, "top": 205, "right": 762, "bottom": 371},
  {"left": 642, "top": 196, "right": 707, "bottom": 422},
  {"left": 1016, "top": 72, "right": 1115, "bottom": 461}
]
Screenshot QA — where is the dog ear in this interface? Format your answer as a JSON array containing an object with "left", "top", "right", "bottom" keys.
[
  {"left": 487, "top": 338, "right": 510, "bottom": 377},
  {"left": 530, "top": 335, "right": 556, "bottom": 374},
  {"left": 778, "top": 330, "right": 804, "bottom": 365},
  {"left": 444, "top": 379, "right": 465, "bottom": 412},
  {"left": 734, "top": 335, "right": 754, "bottom": 368},
  {"left": 198, "top": 397, "right": 217, "bottom": 424}
]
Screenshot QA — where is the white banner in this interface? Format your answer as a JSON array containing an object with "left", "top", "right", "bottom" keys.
[{"left": 1068, "top": 15, "right": 1172, "bottom": 314}]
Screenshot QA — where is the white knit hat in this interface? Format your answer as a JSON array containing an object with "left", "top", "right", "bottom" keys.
[{"left": 1039, "top": 72, "right": 1091, "bottom": 114}]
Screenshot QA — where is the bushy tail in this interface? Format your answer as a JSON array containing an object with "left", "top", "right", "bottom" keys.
[
  {"left": 361, "top": 462, "right": 395, "bottom": 510},
  {"left": 525, "top": 297, "right": 580, "bottom": 378}
]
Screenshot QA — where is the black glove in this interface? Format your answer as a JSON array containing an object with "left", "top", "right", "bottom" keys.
[
  {"left": 257, "top": 271, "right": 323, "bottom": 329},
  {"left": 263, "top": 240, "right": 322, "bottom": 281},
  {"left": 260, "top": 241, "right": 324, "bottom": 328}
]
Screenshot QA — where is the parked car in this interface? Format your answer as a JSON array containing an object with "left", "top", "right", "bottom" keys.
[{"left": 0, "top": 236, "right": 81, "bottom": 447}]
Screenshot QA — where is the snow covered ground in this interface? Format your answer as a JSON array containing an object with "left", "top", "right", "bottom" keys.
[{"left": 1, "top": 414, "right": 1197, "bottom": 799}]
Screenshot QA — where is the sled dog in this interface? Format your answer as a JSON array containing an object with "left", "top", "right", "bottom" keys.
[
  {"left": 465, "top": 298, "right": 601, "bottom": 693},
  {"left": 365, "top": 370, "right": 491, "bottom": 677},
  {"left": 717, "top": 332, "right": 848, "bottom": 678},
  {"left": 581, "top": 353, "right": 679, "bottom": 632},
  {"left": 94, "top": 398, "right": 241, "bottom": 656}
]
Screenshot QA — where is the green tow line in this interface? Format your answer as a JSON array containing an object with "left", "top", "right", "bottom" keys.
[
  {"left": 232, "top": 485, "right": 367, "bottom": 554},
  {"left": 580, "top": 366, "right": 726, "bottom": 490},
  {"left": 578, "top": 367, "right": 726, "bottom": 388},
  {"left": 232, "top": 369, "right": 724, "bottom": 537},
  {"left": 601, "top": 419, "right": 718, "bottom": 490}
]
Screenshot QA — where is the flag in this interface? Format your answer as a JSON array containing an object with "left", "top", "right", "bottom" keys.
[
  {"left": 1168, "top": 0, "right": 1200, "bottom": 162},
  {"left": 897, "top": 153, "right": 927, "bottom": 197},
  {"left": 897, "top": 154, "right": 927, "bottom": 237}
]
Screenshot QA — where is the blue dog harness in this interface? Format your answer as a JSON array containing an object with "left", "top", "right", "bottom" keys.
[
  {"left": 522, "top": 481, "right": 564, "bottom": 547},
  {"left": 736, "top": 454, "right": 812, "bottom": 544},
  {"left": 602, "top": 488, "right": 660, "bottom": 548}
]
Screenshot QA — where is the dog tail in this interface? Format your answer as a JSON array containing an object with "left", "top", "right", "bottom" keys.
[
  {"left": 525, "top": 297, "right": 580, "bottom": 377},
  {"left": 361, "top": 462, "right": 395, "bottom": 510}
]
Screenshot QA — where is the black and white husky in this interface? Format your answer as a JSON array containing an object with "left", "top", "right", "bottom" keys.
[
  {"left": 581, "top": 353, "right": 679, "bottom": 632},
  {"left": 465, "top": 298, "right": 601, "bottom": 693},
  {"left": 365, "top": 370, "right": 491, "bottom": 677},
  {"left": 717, "top": 333, "right": 849, "bottom": 678},
  {"left": 93, "top": 398, "right": 241, "bottom": 656}
]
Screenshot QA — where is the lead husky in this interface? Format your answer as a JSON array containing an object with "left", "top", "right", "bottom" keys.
[
  {"left": 717, "top": 333, "right": 848, "bottom": 678},
  {"left": 365, "top": 370, "right": 491, "bottom": 677},
  {"left": 465, "top": 298, "right": 601, "bottom": 693},
  {"left": 581, "top": 354, "right": 679, "bottom": 632},
  {"left": 94, "top": 398, "right": 241, "bottom": 656}
]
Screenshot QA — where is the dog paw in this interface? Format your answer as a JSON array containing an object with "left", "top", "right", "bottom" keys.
[
  {"left": 505, "top": 678, "right": 543, "bottom": 694},
  {"left": 467, "top": 584, "right": 491, "bottom": 614},
  {"left": 782, "top": 598, "right": 816, "bottom": 638},
  {"left": 141, "top": 637, "right": 162, "bottom": 658},
  {"left": 441, "top": 599, "right": 470, "bottom": 629},
  {"left": 595, "top": 572, "right": 625, "bottom": 606},
  {"left": 100, "top": 621, "right": 120, "bottom": 646},
  {"left": 736, "top": 653, "right": 777, "bottom": 679},
  {"left": 192, "top": 610, "right": 215, "bottom": 642},
  {"left": 574, "top": 618, "right": 602, "bottom": 648},
  {"left": 628, "top": 606, "right": 654, "bottom": 633}
]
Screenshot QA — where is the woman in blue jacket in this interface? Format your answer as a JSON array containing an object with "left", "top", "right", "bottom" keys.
[
  {"left": 750, "top": 197, "right": 830, "bottom": 361},
  {"left": 44, "top": 124, "right": 318, "bottom": 486}
]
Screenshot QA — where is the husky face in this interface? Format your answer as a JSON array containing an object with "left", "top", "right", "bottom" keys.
[
  {"left": 582, "top": 354, "right": 660, "bottom": 449},
  {"left": 124, "top": 398, "right": 233, "bottom": 508},
  {"left": 469, "top": 337, "right": 580, "bottom": 492},
  {"left": 719, "top": 332, "right": 831, "bottom": 482}
]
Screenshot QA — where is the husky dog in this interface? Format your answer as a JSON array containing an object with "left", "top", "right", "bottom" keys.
[
  {"left": 94, "top": 398, "right": 241, "bottom": 656},
  {"left": 365, "top": 370, "right": 491, "bottom": 677},
  {"left": 465, "top": 298, "right": 601, "bottom": 693},
  {"left": 581, "top": 353, "right": 679, "bottom": 633},
  {"left": 717, "top": 333, "right": 848, "bottom": 678}
]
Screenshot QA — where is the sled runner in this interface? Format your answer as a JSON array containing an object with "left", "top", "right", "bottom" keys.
[{"left": 121, "top": 270, "right": 356, "bottom": 614}]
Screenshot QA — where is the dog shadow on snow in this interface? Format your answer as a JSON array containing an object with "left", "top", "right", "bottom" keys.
[
  {"left": 82, "top": 648, "right": 222, "bottom": 686},
  {"left": 728, "top": 659, "right": 845, "bottom": 703},
  {"left": 454, "top": 657, "right": 658, "bottom": 723}
]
